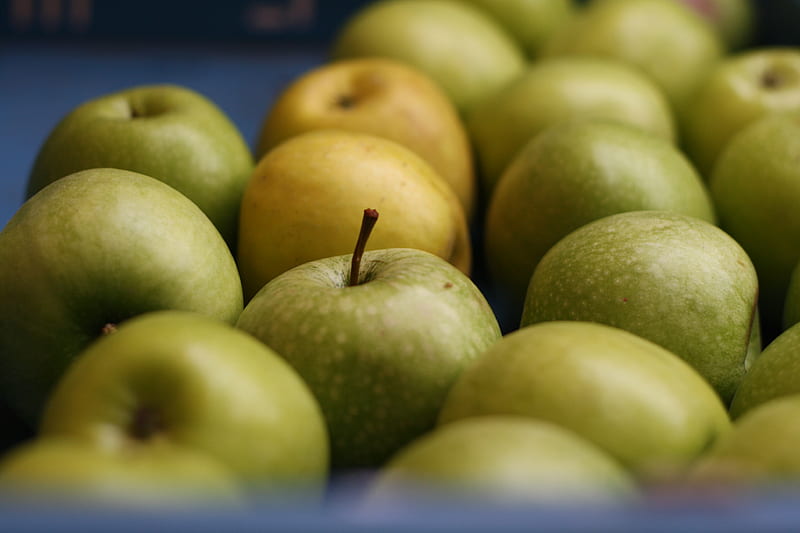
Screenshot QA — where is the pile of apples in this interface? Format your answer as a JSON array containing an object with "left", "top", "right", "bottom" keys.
[{"left": 2, "top": 0, "right": 800, "bottom": 513}]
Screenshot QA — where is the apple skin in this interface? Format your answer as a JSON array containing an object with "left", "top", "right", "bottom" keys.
[
  {"left": 437, "top": 321, "right": 731, "bottom": 480},
  {"left": 710, "top": 112, "right": 800, "bottom": 339},
  {"left": 682, "top": 48, "right": 800, "bottom": 178},
  {"left": 362, "top": 415, "right": 636, "bottom": 507},
  {"left": 0, "top": 437, "right": 244, "bottom": 509},
  {"left": 0, "top": 168, "right": 244, "bottom": 425},
  {"left": 237, "top": 129, "right": 472, "bottom": 300},
  {"left": 25, "top": 84, "right": 254, "bottom": 246},
  {"left": 542, "top": 0, "right": 724, "bottom": 111},
  {"left": 235, "top": 248, "right": 502, "bottom": 469},
  {"left": 520, "top": 211, "right": 759, "bottom": 405},
  {"left": 690, "top": 395, "right": 800, "bottom": 483},
  {"left": 38, "top": 311, "right": 329, "bottom": 497},
  {"left": 458, "top": 0, "right": 577, "bottom": 58},
  {"left": 466, "top": 56, "right": 676, "bottom": 196},
  {"left": 484, "top": 118, "right": 715, "bottom": 318},
  {"left": 676, "top": 0, "right": 755, "bottom": 51},
  {"left": 255, "top": 58, "right": 477, "bottom": 220},
  {"left": 330, "top": 0, "right": 526, "bottom": 114},
  {"left": 729, "top": 321, "right": 800, "bottom": 419}
]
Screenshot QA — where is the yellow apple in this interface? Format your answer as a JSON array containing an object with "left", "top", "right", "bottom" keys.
[
  {"left": 255, "top": 58, "right": 477, "bottom": 220},
  {"left": 237, "top": 129, "right": 472, "bottom": 300}
]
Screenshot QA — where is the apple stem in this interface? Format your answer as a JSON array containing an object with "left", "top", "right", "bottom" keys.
[{"left": 349, "top": 208, "right": 379, "bottom": 287}]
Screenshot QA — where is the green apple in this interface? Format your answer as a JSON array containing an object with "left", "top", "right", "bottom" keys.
[
  {"left": 542, "top": 0, "right": 724, "bottom": 111},
  {"left": 255, "top": 58, "right": 477, "bottom": 220},
  {"left": 784, "top": 262, "right": 800, "bottom": 329},
  {"left": 729, "top": 321, "right": 800, "bottom": 419},
  {"left": 26, "top": 84, "right": 254, "bottom": 246},
  {"left": 690, "top": 394, "right": 800, "bottom": 483},
  {"left": 710, "top": 112, "right": 800, "bottom": 339},
  {"left": 36, "top": 311, "right": 328, "bottom": 497},
  {"left": 520, "top": 210, "right": 760, "bottom": 405},
  {"left": 682, "top": 47, "right": 800, "bottom": 178},
  {"left": 676, "top": 0, "right": 755, "bottom": 51},
  {"left": 237, "top": 129, "right": 472, "bottom": 300},
  {"left": 0, "top": 168, "right": 244, "bottom": 425},
  {"left": 0, "top": 437, "right": 244, "bottom": 509},
  {"left": 363, "top": 415, "right": 636, "bottom": 506},
  {"left": 437, "top": 321, "right": 731, "bottom": 480},
  {"left": 466, "top": 56, "right": 676, "bottom": 196},
  {"left": 457, "top": 0, "right": 577, "bottom": 58},
  {"left": 236, "top": 214, "right": 501, "bottom": 469},
  {"left": 330, "top": 0, "right": 526, "bottom": 114},
  {"left": 484, "top": 118, "right": 715, "bottom": 319}
]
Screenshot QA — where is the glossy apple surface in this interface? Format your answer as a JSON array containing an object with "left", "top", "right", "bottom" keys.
[
  {"left": 710, "top": 112, "right": 800, "bottom": 338},
  {"left": 25, "top": 84, "right": 254, "bottom": 246},
  {"left": 237, "top": 129, "right": 471, "bottom": 300},
  {"left": 543, "top": 0, "right": 723, "bottom": 111},
  {"left": 459, "top": 0, "right": 576, "bottom": 58},
  {"left": 682, "top": 47, "right": 800, "bottom": 178},
  {"left": 0, "top": 168, "right": 243, "bottom": 424},
  {"left": 255, "top": 58, "right": 476, "bottom": 219},
  {"left": 438, "top": 321, "right": 731, "bottom": 480},
  {"left": 236, "top": 248, "right": 501, "bottom": 469},
  {"left": 0, "top": 437, "right": 244, "bottom": 509},
  {"left": 521, "top": 211, "right": 759, "bottom": 404},
  {"left": 38, "top": 311, "right": 329, "bottom": 496},
  {"left": 485, "top": 118, "right": 715, "bottom": 318},
  {"left": 466, "top": 56, "right": 676, "bottom": 196},
  {"left": 363, "top": 415, "right": 636, "bottom": 506},
  {"left": 331, "top": 0, "right": 526, "bottom": 113}
]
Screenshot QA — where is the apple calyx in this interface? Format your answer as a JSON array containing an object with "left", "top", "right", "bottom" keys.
[
  {"left": 101, "top": 323, "right": 118, "bottom": 336},
  {"left": 129, "top": 406, "right": 164, "bottom": 441},
  {"left": 336, "top": 94, "right": 357, "bottom": 109},
  {"left": 349, "top": 208, "right": 379, "bottom": 286}
]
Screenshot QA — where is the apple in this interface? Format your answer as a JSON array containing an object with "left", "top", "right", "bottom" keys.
[
  {"left": 682, "top": 47, "right": 800, "bottom": 178},
  {"left": 437, "top": 321, "right": 731, "bottom": 481},
  {"left": 362, "top": 415, "right": 636, "bottom": 507},
  {"left": 236, "top": 209, "right": 502, "bottom": 469},
  {"left": 465, "top": 56, "right": 676, "bottom": 196},
  {"left": 0, "top": 168, "right": 244, "bottom": 425},
  {"left": 484, "top": 118, "right": 715, "bottom": 321},
  {"left": 542, "top": 0, "right": 724, "bottom": 111},
  {"left": 0, "top": 437, "right": 244, "bottom": 509},
  {"left": 729, "top": 321, "right": 800, "bottom": 419},
  {"left": 457, "top": 0, "right": 577, "bottom": 58},
  {"left": 254, "top": 58, "right": 477, "bottom": 219},
  {"left": 520, "top": 210, "right": 760, "bottom": 405},
  {"left": 31, "top": 311, "right": 328, "bottom": 498},
  {"left": 709, "top": 112, "right": 800, "bottom": 340},
  {"left": 237, "top": 129, "right": 472, "bottom": 300},
  {"left": 676, "top": 0, "right": 755, "bottom": 51},
  {"left": 690, "top": 394, "right": 800, "bottom": 483},
  {"left": 25, "top": 84, "right": 254, "bottom": 246},
  {"left": 330, "top": 0, "right": 526, "bottom": 114}
]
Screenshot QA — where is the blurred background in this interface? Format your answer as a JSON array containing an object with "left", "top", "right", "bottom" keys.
[{"left": 2, "top": 0, "right": 800, "bottom": 228}]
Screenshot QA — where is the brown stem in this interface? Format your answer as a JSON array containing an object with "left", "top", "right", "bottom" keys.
[{"left": 349, "top": 208, "right": 379, "bottom": 286}]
